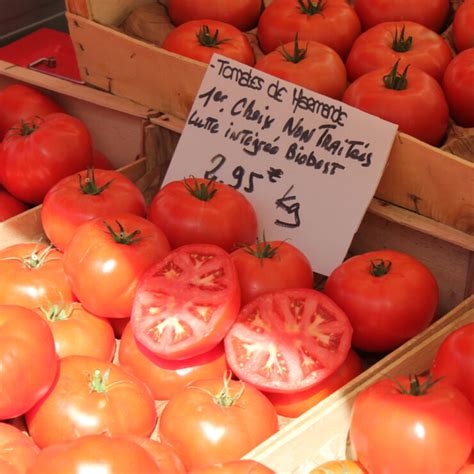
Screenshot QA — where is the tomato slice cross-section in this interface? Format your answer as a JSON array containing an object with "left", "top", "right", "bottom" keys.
[
  {"left": 131, "top": 244, "right": 241, "bottom": 360},
  {"left": 224, "top": 288, "right": 353, "bottom": 393}
]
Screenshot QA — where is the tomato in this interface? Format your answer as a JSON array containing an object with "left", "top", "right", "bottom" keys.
[
  {"left": 110, "top": 316, "right": 130, "bottom": 339},
  {"left": 92, "top": 149, "right": 115, "bottom": 169},
  {"left": 34, "top": 301, "right": 116, "bottom": 361},
  {"left": 350, "top": 375, "right": 473, "bottom": 474},
  {"left": 42, "top": 168, "right": 147, "bottom": 251},
  {"left": 0, "top": 306, "right": 57, "bottom": 419},
  {"left": 0, "top": 113, "right": 93, "bottom": 204},
  {"left": 230, "top": 236, "right": 314, "bottom": 306},
  {"left": 0, "top": 83, "right": 63, "bottom": 141},
  {"left": 25, "top": 355, "right": 156, "bottom": 448},
  {"left": 257, "top": 0, "right": 361, "bottom": 59},
  {"left": 0, "top": 243, "right": 74, "bottom": 309},
  {"left": 189, "top": 460, "right": 275, "bottom": 474},
  {"left": 167, "top": 0, "right": 263, "bottom": 31},
  {"left": 346, "top": 21, "right": 453, "bottom": 83},
  {"left": 255, "top": 38, "right": 347, "bottom": 99},
  {"left": 265, "top": 350, "right": 363, "bottom": 417},
  {"left": 162, "top": 20, "right": 255, "bottom": 66},
  {"left": 0, "top": 422, "right": 39, "bottom": 474},
  {"left": 224, "top": 288, "right": 353, "bottom": 393},
  {"left": 459, "top": 464, "right": 474, "bottom": 474},
  {"left": 148, "top": 177, "right": 257, "bottom": 252},
  {"left": 431, "top": 322, "right": 474, "bottom": 405},
  {"left": 342, "top": 61, "right": 449, "bottom": 146},
  {"left": 325, "top": 250, "right": 438, "bottom": 353},
  {"left": 442, "top": 48, "right": 474, "bottom": 128},
  {"left": 453, "top": 0, "right": 474, "bottom": 52},
  {"left": 159, "top": 375, "right": 279, "bottom": 470},
  {"left": 0, "top": 189, "right": 29, "bottom": 222},
  {"left": 64, "top": 213, "right": 170, "bottom": 319},
  {"left": 27, "top": 435, "right": 161, "bottom": 474},
  {"left": 309, "top": 460, "right": 367, "bottom": 473},
  {"left": 131, "top": 243, "right": 240, "bottom": 360},
  {"left": 353, "top": 0, "right": 449, "bottom": 32},
  {"left": 119, "top": 323, "right": 228, "bottom": 400}
]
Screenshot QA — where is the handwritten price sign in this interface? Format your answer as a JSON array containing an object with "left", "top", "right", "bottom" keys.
[{"left": 162, "top": 55, "right": 398, "bottom": 275}]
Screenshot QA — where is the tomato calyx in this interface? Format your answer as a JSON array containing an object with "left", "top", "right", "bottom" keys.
[
  {"left": 280, "top": 34, "right": 308, "bottom": 64},
  {"left": 78, "top": 168, "right": 114, "bottom": 196},
  {"left": 392, "top": 26, "right": 413, "bottom": 52},
  {"left": 394, "top": 373, "right": 443, "bottom": 396},
  {"left": 8, "top": 117, "right": 42, "bottom": 137},
  {"left": 89, "top": 368, "right": 112, "bottom": 393},
  {"left": 0, "top": 244, "right": 59, "bottom": 269},
  {"left": 370, "top": 259, "right": 392, "bottom": 277},
  {"left": 383, "top": 60, "right": 409, "bottom": 90},
  {"left": 196, "top": 25, "right": 230, "bottom": 48},
  {"left": 40, "top": 301, "right": 73, "bottom": 322},
  {"left": 103, "top": 220, "right": 142, "bottom": 245},
  {"left": 183, "top": 176, "right": 218, "bottom": 201},
  {"left": 240, "top": 233, "right": 282, "bottom": 260},
  {"left": 192, "top": 372, "right": 245, "bottom": 407},
  {"left": 297, "top": 0, "right": 325, "bottom": 16}
]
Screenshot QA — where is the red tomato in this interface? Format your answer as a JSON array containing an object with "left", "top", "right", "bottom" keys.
[
  {"left": 353, "top": 0, "right": 449, "bottom": 32},
  {"left": 230, "top": 236, "right": 314, "bottom": 306},
  {"left": 346, "top": 21, "right": 453, "bottom": 83},
  {"left": 324, "top": 250, "right": 439, "bottom": 352},
  {"left": 167, "top": 0, "right": 263, "bottom": 31},
  {"left": 459, "top": 464, "right": 474, "bottom": 474},
  {"left": 25, "top": 355, "right": 157, "bottom": 448},
  {"left": 34, "top": 301, "right": 116, "bottom": 361},
  {"left": 309, "top": 461, "right": 367, "bottom": 473},
  {"left": 342, "top": 62, "right": 449, "bottom": 146},
  {"left": 0, "top": 84, "right": 63, "bottom": 141},
  {"left": 257, "top": 0, "right": 361, "bottom": 58},
  {"left": 442, "top": 48, "right": 474, "bottom": 128},
  {"left": 255, "top": 39, "right": 347, "bottom": 99},
  {"left": 92, "top": 149, "right": 115, "bottom": 169},
  {"left": 131, "top": 243, "right": 240, "bottom": 360},
  {"left": 189, "top": 460, "right": 275, "bottom": 474},
  {"left": 265, "top": 350, "right": 363, "bottom": 417},
  {"left": 453, "top": 0, "right": 474, "bottom": 52},
  {"left": 42, "top": 168, "right": 147, "bottom": 251},
  {"left": 148, "top": 177, "right": 257, "bottom": 252},
  {"left": 350, "top": 375, "right": 474, "bottom": 474},
  {"left": 27, "top": 435, "right": 161, "bottom": 474},
  {"left": 159, "top": 375, "right": 279, "bottom": 470},
  {"left": 0, "top": 189, "right": 29, "bottom": 222},
  {"left": 224, "top": 288, "right": 353, "bottom": 393},
  {"left": 0, "top": 306, "right": 57, "bottom": 419},
  {"left": 431, "top": 322, "right": 474, "bottom": 405},
  {"left": 119, "top": 323, "right": 228, "bottom": 400},
  {"left": 0, "top": 422, "right": 39, "bottom": 474},
  {"left": 0, "top": 113, "right": 93, "bottom": 204},
  {"left": 64, "top": 213, "right": 170, "bottom": 319},
  {"left": 162, "top": 20, "right": 255, "bottom": 66},
  {"left": 0, "top": 243, "right": 74, "bottom": 309}
]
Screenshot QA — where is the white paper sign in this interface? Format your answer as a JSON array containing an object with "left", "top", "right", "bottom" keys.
[{"left": 162, "top": 54, "right": 398, "bottom": 275}]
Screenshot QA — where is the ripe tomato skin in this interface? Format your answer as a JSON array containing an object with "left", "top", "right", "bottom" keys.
[
  {"left": 64, "top": 213, "right": 170, "bottom": 319},
  {"left": 325, "top": 250, "right": 439, "bottom": 352},
  {"left": 119, "top": 323, "right": 228, "bottom": 400},
  {"left": 42, "top": 168, "right": 146, "bottom": 251},
  {"left": 342, "top": 64, "right": 449, "bottom": 146},
  {"left": 162, "top": 20, "right": 255, "bottom": 66},
  {"left": 346, "top": 21, "right": 453, "bottom": 83},
  {"left": 0, "top": 306, "right": 58, "bottom": 419},
  {"left": 0, "top": 243, "right": 74, "bottom": 309},
  {"left": 0, "top": 189, "right": 29, "bottom": 222},
  {"left": 149, "top": 178, "right": 257, "bottom": 252},
  {"left": 27, "top": 435, "right": 161, "bottom": 474},
  {"left": 167, "top": 0, "right": 263, "bottom": 31},
  {"left": 453, "top": 0, "right": 474, "bottom": 51},
  {"left": 188, "top": 460, "right": 275, "bottom": 473},
  {"left": 442, "top": 48, "right": 474, "bottom": 128},
  {"left": 25, "top": 355, "right": 157, "bottom": 448},
  {"left": 0, "top": 84, "right": 63, "bottom": 141},
  {"left": 224, "top": 288, "right": 353, "bottom": 393},
  {"left": 131, "top": 243, "right": 241, "bottom": 360},
  {"left": 159, "top": 376, "right": 279, "bottom": 470},
  {"left": 231, "top": 239, "right": 314, "bottom": 306},
  {"left": 265, "top": 350, "right": 363, "bottom": 418},
  {"left": 34, "top": 302, "right": 116, "bottom": 361},
  {"left": 257, "top": 0, "right": 361, "bottom": 58},
  {"left": 350, "top": 376, "right": 474, "bottom": 474},
  {"left": 0, "top": 422, "right": 39, "bottom": 474},
  {"left": 353, "top": 0, "right": 449, "bottom": 32},
  {"left": 459, "top": 464, "right": 474, "bottom": 474},
  {"left": 309, "top": 460, "right": 367, "bottom": 473},
  {"left": 255, "top": 40, "right": 347, "bottom": 99},
  {"left": 0, "top": 113, "right": 93, "bottom": 204},
  {"left": 431, "top": 322, "right": 474, "bottom": 405}
]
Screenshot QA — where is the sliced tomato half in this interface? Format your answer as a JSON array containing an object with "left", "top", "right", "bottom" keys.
[
  {"left": 131, "top": 243, "right": 241, "bottom": 360},
  {"left": 224, "top": 288, "right": 353, "bottom": 393}
]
